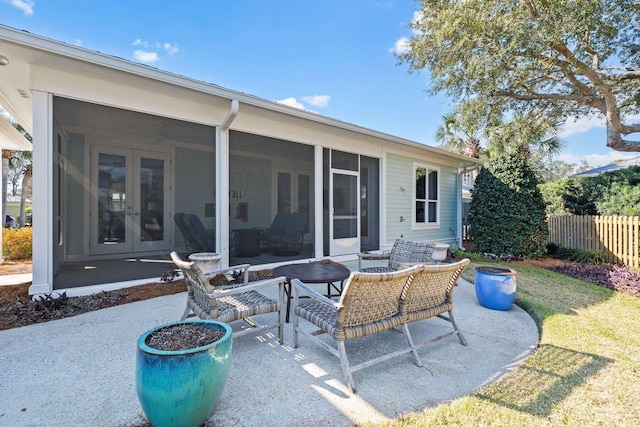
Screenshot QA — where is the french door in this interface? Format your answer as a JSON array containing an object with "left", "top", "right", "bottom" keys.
[
  {"left": 330, "top": 169, "right": 360, "bottom": 255},
  {"left": 90, "top": 146, "right": 171, "bottom": 255}
]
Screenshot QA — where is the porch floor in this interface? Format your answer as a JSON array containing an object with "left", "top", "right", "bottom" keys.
[{"left": 53, "top": 245, "right": 315, "bottom": 289}]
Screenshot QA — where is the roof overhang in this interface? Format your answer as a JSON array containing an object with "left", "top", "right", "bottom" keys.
[
  {"left": 0, "top": 24, "right": 480, "bottom": 167},
  {"left": 0, "top": 116, "right": 31, "bottom": 151}
]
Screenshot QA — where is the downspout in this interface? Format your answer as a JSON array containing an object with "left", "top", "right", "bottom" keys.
[
  {"left": 456, "top": 164, "right": 480, "bottom": 250},
  {"left": 216, "top": 99, "right": 239, "bottom": 268}
]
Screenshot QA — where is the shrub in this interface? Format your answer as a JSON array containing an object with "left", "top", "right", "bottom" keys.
[
  {"left": 546, "top": 242, "right": 560, "bottom": 256},
  {"left": 469, "top": 154, "right": 548, "bottom": 258},
  {"left": 552, "top": 246, "right": 609, "bottom": 265},
  {"left": 2, "top": 227, "right": 32, "bottom": 260},
  {"left": 450, "top": 248, "right": 485, "bottom": 262}
]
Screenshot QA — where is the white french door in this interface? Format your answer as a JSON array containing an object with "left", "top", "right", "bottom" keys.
[
  {"left": 330, "top": 169, "right": 360, "bottom": 255},
  {"left": 90, "top": 146, "right": 171, "bottom": 255}
]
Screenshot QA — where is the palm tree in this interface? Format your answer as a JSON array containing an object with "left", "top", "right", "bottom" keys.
[
  {"left": 435, "top": 111, "right": 483, "bottom": 159},
  {"left": 486, "top": 114, "right": 566, "bottom": 163}
]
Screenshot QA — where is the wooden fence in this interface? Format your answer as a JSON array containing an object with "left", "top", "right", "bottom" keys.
[{"left": 547, "top": 215, "right": 640, "bottom": 269}]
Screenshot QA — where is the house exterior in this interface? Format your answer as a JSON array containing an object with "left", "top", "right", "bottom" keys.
[
  {"left": 0, "top": 25, "right": 480, "bottom": 296},
  {"left": 572, "top": 156, "right": 640, "bottom": 178},
  {"left": 5, "top": 195, "right": 32, "bottom": 221}
]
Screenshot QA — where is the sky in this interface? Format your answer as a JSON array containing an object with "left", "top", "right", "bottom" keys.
[{"left": 1, "top": 0, "right": 637, "bottom": 168}]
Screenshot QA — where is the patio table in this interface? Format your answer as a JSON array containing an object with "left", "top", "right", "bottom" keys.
[{"left": 273, "top": 262, "right": 351, "bottom": 322}]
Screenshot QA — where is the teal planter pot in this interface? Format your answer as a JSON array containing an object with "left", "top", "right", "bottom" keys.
[
  {"left": 136, "top": 320, "right": 232, "bottom": 427},
  {"left": 474, "top": 266, "right": 517, "bottom": 311}
]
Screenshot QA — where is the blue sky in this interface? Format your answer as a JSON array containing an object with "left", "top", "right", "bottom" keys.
[{"left": 2, "top": 0, "right": 636, "bottom": 167}]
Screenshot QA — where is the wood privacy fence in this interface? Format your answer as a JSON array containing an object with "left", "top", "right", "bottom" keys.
[{"left": 547, "top": 215, "right": 640, "bottom": 269}]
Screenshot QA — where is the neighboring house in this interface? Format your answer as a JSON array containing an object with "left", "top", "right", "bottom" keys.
[
  {"left": 572, "top": 156, "right": 640, "bottom": 178},
  {"left": 0, "top": 25, "right": 481, "bottom": 296},
  {"left": 6, "top": 195, "right": 32, "bottom": 222}
]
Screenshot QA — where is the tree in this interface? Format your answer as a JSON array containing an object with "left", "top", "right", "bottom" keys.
[
  {"left": 400, "top": 1, "right": 640, "bottom": 152},
  {"left": 469, "top": 154, "right": 548, "bottom": 258},
  {"left": 10, "top": 151, "right": 33, "bottom": 227},
  {"left": 546, "top": 165, "right": 640, "bottom": 215},
  {"left": 435, "top": 99, "right": 491, "bottom": 158}
]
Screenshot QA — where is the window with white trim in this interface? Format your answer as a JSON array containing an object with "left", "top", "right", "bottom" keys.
[
  {"left": 462, "top": 171, "right": 472, "bottom": 186},
  {"left": 414, "top": 165, "right": 439, "bottom": 226}
]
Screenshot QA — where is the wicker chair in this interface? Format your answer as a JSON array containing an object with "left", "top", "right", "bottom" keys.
[
  {"left": 171, "top": 252, "right": 286, "bottom": 343},
  {"left": 399, "top": 259, "right": 470, "bottom": 366},
  {"left": 292, "top": 266, "right": 424, "bottom": 393},
  {"left": 357, "top": 239, "right": 440, "bottom": 272}
]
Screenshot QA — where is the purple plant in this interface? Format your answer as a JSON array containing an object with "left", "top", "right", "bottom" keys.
[
  {"left": 550, "top": 263, "right": 640, "bottom": 297},
  {"left": 160, "top": 270, "right": 179, "bottom": 284}
]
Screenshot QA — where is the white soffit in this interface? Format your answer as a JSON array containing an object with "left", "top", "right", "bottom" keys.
[{"left": 0, "top": 116, "right": 31, "bottom": 151}]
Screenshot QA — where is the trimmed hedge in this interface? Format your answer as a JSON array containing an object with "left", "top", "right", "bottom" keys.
[
  {"left": 469, "top": 154, "right": 548, "bottom": 258},
  {"left": 2, "top": 227, "right": 33, "bottom": 260}
]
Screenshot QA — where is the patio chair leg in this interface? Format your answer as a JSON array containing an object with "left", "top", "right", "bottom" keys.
[
  {"left": 337, "top": 341, "right": 356, "bottom": 393},
  {"left": 293, "top": 312, "right": 299, "bottom": 348},
  {"left": 180, "top": 305, "right": 191, "bottom": 321},
  {"left": 401, "top": 323, "right": 424, "bottom": 367},
  {"left": 277, "top": 283, "right": 284, "bottom": 344},
  {"left": 449, "top": 310, "right": 467, "bottom": 346}
]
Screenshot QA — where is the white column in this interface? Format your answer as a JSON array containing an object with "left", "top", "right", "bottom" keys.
[
  {"left": 216, "top": 126, "right": 230, "bottom": 268},
  {"left": 29, "top": 91, "right": 53, "bottom": 295},
  {"left": 314, "top": 145, "right": 323, "bottom": 259}
]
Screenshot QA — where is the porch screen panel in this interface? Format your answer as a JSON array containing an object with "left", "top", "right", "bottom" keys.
[
  {"left": 139, "top": 157, "right": 165, "bottom": 241},
  {"left": 98, "top": 153, "right": 127, "bottom": 245}
]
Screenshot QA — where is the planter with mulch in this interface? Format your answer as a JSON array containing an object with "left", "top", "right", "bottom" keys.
[
  {"left": 136, "top": 319, "right": 232, "bottom": 427},
  {"left": 474, "top": 266, "right": 517, "bottom": 311}
]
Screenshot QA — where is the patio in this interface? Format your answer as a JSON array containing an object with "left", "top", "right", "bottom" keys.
[{"left": 0, "top": 259, "right": 538, "bottom": 426}]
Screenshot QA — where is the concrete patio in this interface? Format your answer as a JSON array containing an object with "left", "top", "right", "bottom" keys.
[{"left": 0, "top": 260, "right": 538, "bottom": 426}]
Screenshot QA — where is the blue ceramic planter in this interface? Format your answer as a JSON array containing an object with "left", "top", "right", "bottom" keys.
[
  {"left": 474, "top": 266, "right": 517, "bottom": 311},
  {"left": 136, "top": 320, "right": 232, "bottom": 427}
]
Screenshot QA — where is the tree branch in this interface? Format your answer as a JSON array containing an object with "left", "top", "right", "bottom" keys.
[
  {"left": 492, "top": 89, "right": 605, "bottom": 110},
  {"left": 606, "top": 124, "right": 640, "bottom": 151},
  {"left": 596, "top": 69, "right": 640, "bottom": 81}
]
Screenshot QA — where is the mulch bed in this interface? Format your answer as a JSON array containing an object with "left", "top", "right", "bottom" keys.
[{"left": 0, "top": 269, "right": 275, "bottom": 331}]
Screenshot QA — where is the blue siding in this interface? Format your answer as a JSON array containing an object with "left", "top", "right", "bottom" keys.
[{"left": 385, "top": 153, "right": 458, "bottom": 246}]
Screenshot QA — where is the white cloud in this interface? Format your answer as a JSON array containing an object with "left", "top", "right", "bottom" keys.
[
  {"left": 133, "top": 50, "right": 159, "bottom": 64},
  {"left": 301, "top": 95, "right": 330, "bottom": 108},
  {"left": 132, "top": 39, "right": 179, "bottom": 63},
  {"left": 559, "top": 151, "right": 638, "bottom": 168},
  {"left": 74, "top": 39, "right": 82, "bottom": 47},
  {"left": 164, "top": 42, "right": 179, "bottom": 55},
  {"left": 9, "top": 0, "right": 34, "bottom": 16},
  {"left": 389, "top": 36, "right": 410, "bottom": 55},
  {"left": 275, "top": 97, "right": 305, "bottom": 110},
  {"left": 560, "top": 115, "right": 605, "bottom": 137},
  {"left": 390, "top": 11, "right": 423, "bottom": 55}
]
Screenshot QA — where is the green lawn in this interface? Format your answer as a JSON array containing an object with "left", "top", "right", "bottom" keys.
[{"left": 375, "top": 261, "right": 640, "bottom": 426}]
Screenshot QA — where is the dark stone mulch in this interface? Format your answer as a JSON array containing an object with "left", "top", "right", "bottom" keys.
[{"left": 145, "top": 323, "right": 226, "bottom": 351}]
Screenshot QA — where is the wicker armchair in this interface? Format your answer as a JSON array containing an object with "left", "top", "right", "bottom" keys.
[
  {"left": 171, "top": 252, "right": 286, "bottom": 344},
  {"left": 292, "top": 267, "right": 423, "bottom": 393},
  {"left": 357, "top": 239, "right": 442, "bottom": 272},
  {"left": 400, "top": 259, "right": 470, "bottom": 366}
]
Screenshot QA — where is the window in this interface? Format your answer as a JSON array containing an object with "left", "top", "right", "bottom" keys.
[
  {"left": 414, "top": 165, "right": 439, "bottom": 226},
  {"left": 462, "top": 171, "right": 472, "bottom": 186}
]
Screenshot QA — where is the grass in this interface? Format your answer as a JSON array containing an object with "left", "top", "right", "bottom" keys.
[{"left": 371, "top": 261, "right": 640, "bottom": 426}]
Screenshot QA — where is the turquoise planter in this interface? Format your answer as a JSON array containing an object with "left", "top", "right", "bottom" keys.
[
  {"left": 136, "top": 320, "right": 232, "bottom": 427},
  {"left": 474, "top": 266, "right": 517, "bottom": 311}
]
